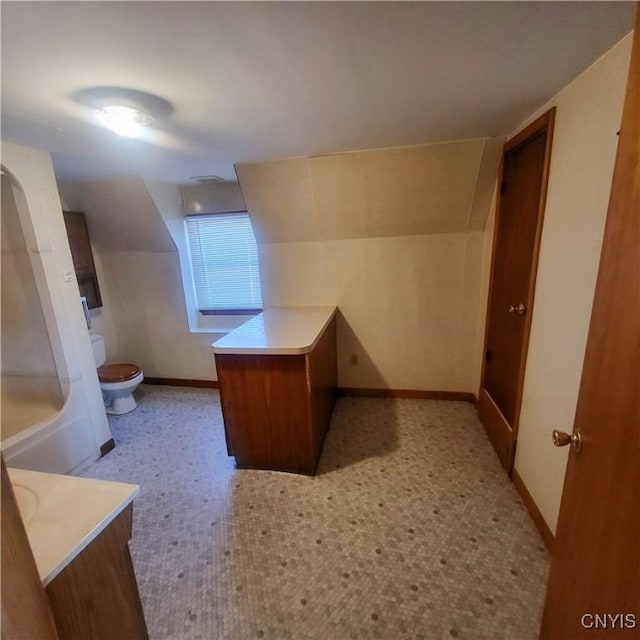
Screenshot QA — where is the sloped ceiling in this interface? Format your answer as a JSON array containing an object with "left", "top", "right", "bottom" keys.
[
  {"left": 236, "top": 138, "right": 502, "bottom": 243},
  {"left": 0, "top": 2, "right": 634, "bottom": 183},
  {"left": 181, "top": 183, "right": 247, "bottom": 216},
  {"left": 59, "top": 177, "right": 175, "bottom": 252},
  {"left": 56, "top": 137, "right": 500, "bottom": 253}
]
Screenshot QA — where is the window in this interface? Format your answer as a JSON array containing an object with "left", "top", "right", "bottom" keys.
[{"left": 185, "top": 212, "right": 262, "bottom": 314}]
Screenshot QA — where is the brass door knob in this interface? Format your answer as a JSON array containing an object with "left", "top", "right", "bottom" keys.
[
  {"left": 509, "top": 303, "right": 527, "bottom": 315},
  {"left": 552, "top": 429, "right": 582, "bottom": 453}
]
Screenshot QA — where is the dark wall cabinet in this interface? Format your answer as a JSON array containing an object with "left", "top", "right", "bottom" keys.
[{"left": 63, "top": 211, "right": 102, "bottom": 309}]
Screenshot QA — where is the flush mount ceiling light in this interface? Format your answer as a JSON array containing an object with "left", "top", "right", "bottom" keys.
[
  {"left": 73, "top": 87, "right": 174, "bottom": 139},
  {"left": 95, "top": 105, "right": 153, "bottom": 138}
]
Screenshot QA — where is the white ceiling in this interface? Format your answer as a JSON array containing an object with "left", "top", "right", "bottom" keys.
[{"left": 1, "top": 1, "right": 634, "bottom": 186}]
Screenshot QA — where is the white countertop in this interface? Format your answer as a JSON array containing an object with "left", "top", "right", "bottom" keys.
[
  {"left": 212, "top": 306, "right": 337, "bottom": 355},
  {"left": 8, "top": 468, "right": 139, "bottom": 586}
]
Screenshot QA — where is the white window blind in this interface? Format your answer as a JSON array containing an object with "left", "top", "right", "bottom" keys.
[{"left": 186, "top": 212, "right": 263, "bottom": 313}]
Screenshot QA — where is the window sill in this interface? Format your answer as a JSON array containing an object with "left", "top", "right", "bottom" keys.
[
  {"left": 190, "top": 311, "right": 260, "bottom": 335},
  {"left": 189, "top": 327, "right": 229, "bottom": 335},
  {"left": 200, "top": 309, "right": 263, "bottom": 316}
]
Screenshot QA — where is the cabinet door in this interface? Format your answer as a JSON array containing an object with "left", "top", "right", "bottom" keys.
[{"left": 63, "top": 211, "right": 102, "bottom": 309}]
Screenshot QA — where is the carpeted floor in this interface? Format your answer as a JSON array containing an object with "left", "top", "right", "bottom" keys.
[{"left": 82, "top": 384, "right": 549, "bottom": 640}]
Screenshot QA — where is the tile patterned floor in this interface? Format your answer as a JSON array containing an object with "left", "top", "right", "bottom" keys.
[{"left": 83, "top": 385, "right": 549, "bottom": 640}]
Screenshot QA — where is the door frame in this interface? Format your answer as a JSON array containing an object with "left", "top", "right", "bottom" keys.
[{"left": 477, "top": 108, "right": 556, "bottom": 473}]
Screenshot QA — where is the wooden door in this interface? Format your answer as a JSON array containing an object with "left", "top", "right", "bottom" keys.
[
  {"left": 477, "top": 109, "right": 555, "bottom": 473},
  {"left": 540, "top": 12, "right": 639, "bottom": 639}
]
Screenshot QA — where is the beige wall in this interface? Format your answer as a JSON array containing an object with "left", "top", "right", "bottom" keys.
[
  {"left": 59, "top": 140, "right": 500, "bottom": 388},
  {"left": 60, "top": 178, "right": 219, "bottom": 380},
  {"left": 58, "top": 181, "right": 125, "bottom": 363},
  {"left": 95, "top": 250, "right": 217, "bottom": 380},
  {"left": 88, "top": 249, "right": 122, "bottom": 362},
  {"left": 1, "top": 177, "right": 61, "bottom": 384},
  {"left": 514, "top": 34, "right": 632, "bottom": 533},
  {"left": 260, "top": 231, "right": 493, "bottom": 391},
  {"left": 325, "top": 233, "right": 470, "bottom": 389},
  {"left": 238, "top": 139, "right": 501, "bottom": 391},
  {"left": 78, "top": 242, "right": 218, "bottom": 381},
  {"left": 238, "top": 139, "right": 501, "bottom": 242}
]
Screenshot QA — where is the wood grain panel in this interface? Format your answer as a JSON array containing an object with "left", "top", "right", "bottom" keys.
[
  {"left": 307, "top": 317, "right": 338, "bottom": 462},
  {"left": 45, "top": 505, "right": 148, "bottom": 640},
  {"left": 476, "top": 388, "right": 513, "bottom": 472},
  {"left": 215, "top": 317, "right": 337, "bottom": 475},
  {"left": 216, "top": 352, "right": 314, "bottom": 473},
  {"left": 1, "top": 458, "right": 59, "bottom": 640},
  {"left": 97, "top": 363, "right": 141, "bottom": 383}
]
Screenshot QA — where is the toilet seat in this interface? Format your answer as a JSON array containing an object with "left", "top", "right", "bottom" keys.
[{"left": 98, "top": 363, "right": 142, "bottom": 384}]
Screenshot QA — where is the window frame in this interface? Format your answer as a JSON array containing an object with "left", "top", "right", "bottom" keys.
[{"left": 185, "top": 210, "right": 263, "bottom": 317}]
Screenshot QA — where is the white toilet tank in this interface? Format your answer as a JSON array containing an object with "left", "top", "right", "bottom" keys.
[{"left": 90, "top": 334, "right": 106, "bottom": 368}]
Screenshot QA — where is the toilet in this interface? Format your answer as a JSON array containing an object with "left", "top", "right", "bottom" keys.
[{"left": 90, "top": 334, "right": 144, "bottom": 415}]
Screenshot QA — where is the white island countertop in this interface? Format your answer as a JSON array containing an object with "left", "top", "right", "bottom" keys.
[
  {"left": 8, "top": 467, "right": 139, "bottom": 586},
  {"left": 212, "top": 306, "right": 337, "bottom": 355}
]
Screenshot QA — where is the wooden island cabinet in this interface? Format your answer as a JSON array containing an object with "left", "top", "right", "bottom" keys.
[{"left": 213, "top": 307, "right": 337, "bottom": 475}]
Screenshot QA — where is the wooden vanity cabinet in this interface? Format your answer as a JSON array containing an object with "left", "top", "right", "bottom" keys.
[
  {"left": 1, "top": 459, "right": 59, "bottom": 640},
  {"left": 63, "top": 210, "right": 102, "bottom": 309},
  {"left": 45, "top": 504, "right": 149, "bottom": 640},
  {"left": 2, "top": 461, "right": 148, "bottom": 640}
]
